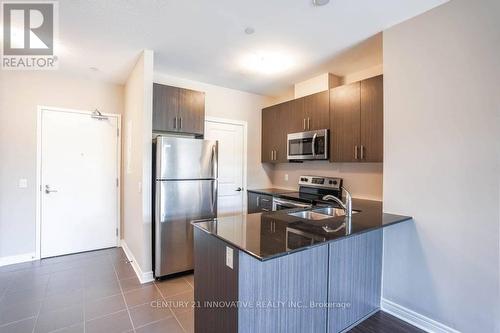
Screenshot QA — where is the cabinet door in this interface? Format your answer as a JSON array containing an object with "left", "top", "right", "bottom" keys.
[
  {"left": 330, "top": 82, "right": 361, "bottom": 162},
  {"left": 153, "top": 83, "right": 179, "bottom": 132},
  {"left": 274, "top": 102, "right": 290, "bottom": 163},
  {"left": 286, "top": 98, "right": 306, "bottom": 133},
  {"left": 360, "top": 75, "right": 383, "bottom": 162},
  {"left": 247, "top": 192, "right": 260, "bottom": 214},
  {"left": 262, "top": 106, "right": 277, "bottom": 163},
  {"left": 304, "top": 91, "right": 329, "bottom": 130},
  {"left": 178, "top": 88, "right": 205, "bottom": 135}
]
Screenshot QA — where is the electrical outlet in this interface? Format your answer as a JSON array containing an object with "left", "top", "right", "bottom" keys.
[{"left": 284, "top": 174, "right": 289, "bottom": 181}]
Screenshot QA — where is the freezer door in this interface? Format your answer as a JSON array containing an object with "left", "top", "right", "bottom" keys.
[
  {"left": 155, "top": 136, "right": 218, "bottom": 180},
  {"left": 154, "top": 179, "right": 217, "bottom": 277}
]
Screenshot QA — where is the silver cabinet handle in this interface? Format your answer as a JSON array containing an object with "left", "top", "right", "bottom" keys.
[
  {"left": 257, "top": 196, "right": 260, "bottom": 207},
  {"left": 308, "top": 117, "right": 311, "bottom": 130},
  {"left": 173, "top": 117, "right": 177, "bottom": 129},
  {"left": 274, "top": 150, "right": 276, "bottom": 161},
  {"left": 360, "top": 145, "right": 364, "bottom": 159},
  {"left": 354, "top": 145, "right": 358, "bottom": 160},
  {"left": 303, "top": 118, "right": 306, "bottom": 130},
  {"left": 312, "top": 133, "right": 317, "bottom": 157},
  {"left": 270, "top": 151, "right": 273, "bottom": 161},
  {"left": 179, "top": 117, "right": 182, "bottom": 129},
  {"left": 45, "top": 185, "right": 57, "bottom": 194}
]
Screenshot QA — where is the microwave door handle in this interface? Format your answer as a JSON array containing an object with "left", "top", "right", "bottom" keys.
[{"left": 311, "top": 133, "right": 317, "bottom": 158}]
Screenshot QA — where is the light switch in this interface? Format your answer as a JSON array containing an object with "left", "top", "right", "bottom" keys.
[
  {"left": 284, "top": 174, "right": 289, "bottom": 181},
  {"left": 138, "top": 181, "right": 142, "bottom": 193},
  {"left": 18, "top": 178, "right": 28, "bottom": 188},
  {"left": 226, "top": 246, "right": 233, "bottom": 269}
]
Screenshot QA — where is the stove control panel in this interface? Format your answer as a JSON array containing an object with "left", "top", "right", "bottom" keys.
[{"left": 298, "top": 176, "right": 342, "bottom": 189}]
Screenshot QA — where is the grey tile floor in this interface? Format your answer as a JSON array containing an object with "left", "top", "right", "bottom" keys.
[{"left": 0, "top": 248, "right": 194, "bottom": 333}]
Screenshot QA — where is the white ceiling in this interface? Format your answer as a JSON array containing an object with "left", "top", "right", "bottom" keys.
[{"left": 56, "top": 0, "right": 447, "bottom": 96}]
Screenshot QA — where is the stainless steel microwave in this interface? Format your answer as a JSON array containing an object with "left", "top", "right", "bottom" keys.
[{"left": 287, "top": 129, "right": 328, "bottom": 161}]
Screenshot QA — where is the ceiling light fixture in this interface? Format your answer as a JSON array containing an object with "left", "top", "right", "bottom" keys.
[
  {"left": 239, "top": 50, "right": 295, "bottom": 76},
  {"left": 244, "top": 27, "right": 255, "bottom": 35},
  {"left": 312, "top": 0, "right": 330, "bottom": 6}
]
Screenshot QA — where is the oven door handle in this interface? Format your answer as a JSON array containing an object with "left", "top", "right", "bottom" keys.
[
  {"left": 273, "top": 198, "right": 312, "bottom": 209},
  {"left": 311, "top": 133, "right": 317, "bottom": 158}
]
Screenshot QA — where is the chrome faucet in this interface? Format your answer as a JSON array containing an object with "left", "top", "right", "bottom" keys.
[{"left": 322, "top": 187, "right": 352, "bottom": 217}]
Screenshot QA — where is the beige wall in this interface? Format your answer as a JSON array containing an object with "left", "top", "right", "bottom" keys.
[
  {"left": 271, "top": 162, "right": 382, "bottom": 200},
  {"left": 0, "top": 70, "right": 123, "bottom": 260},
  {"left": 342, "top": 64, "right": 383, "bottom": 84},
  {"left": 154, "top": 73, "right": 273, "bottom": 190},
  {"left": 294, "top": 73, "right": 341, "bottom": 98},
  {"left": 382, "top": 0, "right": 499, "bottom": 331},
  {"left": 122, "top": 50, "right": 154, "bottom": 275}
]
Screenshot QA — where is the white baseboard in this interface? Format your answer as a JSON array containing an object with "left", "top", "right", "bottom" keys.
[
  {"left": 381, "top": 298, "right": 460, "bottom": 333},
  {"left": 119, "top": 240, "right": 154, "bottom": 284},
  {"left": 0, "top": 252, "right": 37, "bottom": 267}
]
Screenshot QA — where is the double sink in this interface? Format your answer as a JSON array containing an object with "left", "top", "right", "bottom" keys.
[{"left": 288, "top": 207, "right": 359, "bottom": 221}]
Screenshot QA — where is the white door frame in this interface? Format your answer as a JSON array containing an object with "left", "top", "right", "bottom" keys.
[
  {"left": 35, "top": 106, "right": 122, "bottom": 259},
  {"left": 205, "top": 116, "right": 248, "bottom": 212}
]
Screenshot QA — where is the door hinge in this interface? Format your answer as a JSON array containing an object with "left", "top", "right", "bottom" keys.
[
  {"left": 116, "top": 178, "right": 119, "bottom": 187},
  {"left": 116, "top": 228, "right": 118, "bottom": 236}
]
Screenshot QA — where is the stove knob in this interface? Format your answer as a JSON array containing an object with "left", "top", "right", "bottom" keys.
[{"left": 332, "top": 180, "right": 338, "bottom": 185}]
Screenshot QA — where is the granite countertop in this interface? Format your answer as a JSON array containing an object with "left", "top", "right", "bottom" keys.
[{"left": 192, "top": 199, "right": 412, "bottom": 261}]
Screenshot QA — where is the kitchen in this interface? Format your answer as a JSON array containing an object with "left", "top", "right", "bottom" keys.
[{"left": 0, "top": 1, "right": 498, "bottom": 333}]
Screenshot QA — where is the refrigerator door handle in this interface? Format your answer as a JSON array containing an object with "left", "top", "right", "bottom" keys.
[
  {"left": 211, "top": 144, "right": 218, "bottom": 179},
  {"left": 212, "top": 180, "right": 218, "bottom": 216}
]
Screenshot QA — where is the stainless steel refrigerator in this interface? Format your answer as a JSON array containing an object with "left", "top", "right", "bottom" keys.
[{"left": 153, "top": 136, "right": 218, "bottom": 277}]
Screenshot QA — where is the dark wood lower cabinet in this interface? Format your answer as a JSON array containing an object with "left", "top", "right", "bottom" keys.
[
  {"left": 247, "top": 192, "right": 273, "bottom": 213},
  {"left": 194, "top": 228, "right": 239, "bottom": 333},
  {"left": 194, "top": 228, "right": 383, "bottom": 333}
]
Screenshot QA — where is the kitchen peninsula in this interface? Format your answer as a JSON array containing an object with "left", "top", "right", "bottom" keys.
[{"left": 192, "top": 199, "right": 411, "bottom": 333}]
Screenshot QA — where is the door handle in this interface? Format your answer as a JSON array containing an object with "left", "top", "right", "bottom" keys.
[
  {"left": 45, "top": 185, "right": 57, "bottom": 194},
  {"left": 235, "top": 187, "right": 242, "bottom": 192},
  {"left": 312, "top": 133, "right": 317, "bottom": 157}
]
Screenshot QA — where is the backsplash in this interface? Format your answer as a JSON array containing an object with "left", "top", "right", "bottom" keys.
[{"left": 270, "top": 161, "right": 383, "bottom": 200}]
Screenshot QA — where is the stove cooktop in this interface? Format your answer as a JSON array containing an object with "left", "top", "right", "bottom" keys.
[{"left": 275, "top": 192, "right": 334, "bottom": 205}]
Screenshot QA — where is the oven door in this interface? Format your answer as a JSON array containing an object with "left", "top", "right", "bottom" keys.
[
  {"left": 272, "top": 198, "right": 312, "bottom": 211},
  {"left": 287, "top": 129, "right": 328, "bottom": 160}
]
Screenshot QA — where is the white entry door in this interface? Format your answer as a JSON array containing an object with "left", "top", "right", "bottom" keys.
[
  {"left": 39, "top": 108, "right": 120, "bottom": 258},
  {"left": 205, "top": 119, "right": 245, "bottom": 216}
]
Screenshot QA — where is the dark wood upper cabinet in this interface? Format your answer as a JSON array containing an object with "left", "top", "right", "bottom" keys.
[
  {"left": 178, "top": 88, "right": 205, "bottom": 135},
  {"left": 153, "top": 83, "right": 179, "bottom": 132},
  {"left": 330, "top": 82, "right": 361, "bottom": 163},
  {"left": 261, "top": 76, "right": 383, "bottom": 164},
  {"left": 360, "top": 75, "right": 383, "bottom": 162},
  {"left": 303, "top": 90, "right": 330, "bottom": 130},
  {"left": 152, "top": 83, "right": 205, "bottom": 135},
  {"left": 330, "top": 75, "right": 383, "bottom": 163},
  {"left": 261, "top": 102, "right": 288, "bottom": 163},
  {"left": 261, "top": 105, "right": 277, "bottom": 163},
  {"left": 287, "top": 98, "right": 306, "bottom": 133}
]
